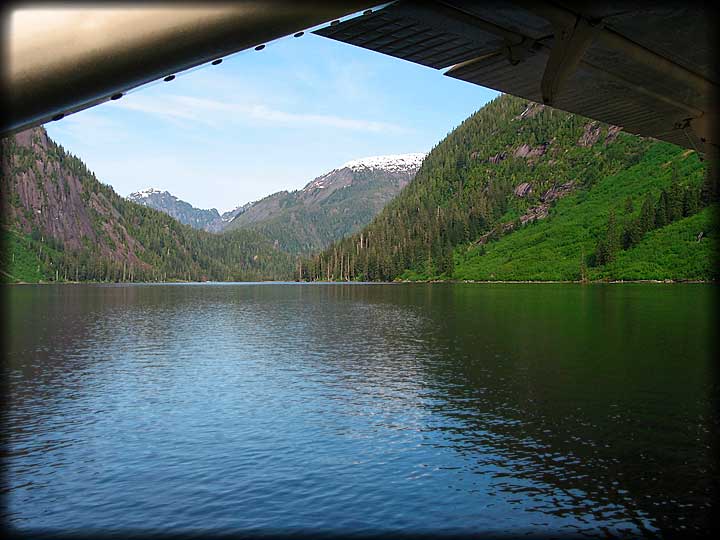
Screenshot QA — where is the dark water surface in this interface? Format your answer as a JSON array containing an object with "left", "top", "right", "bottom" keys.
[{"left": 3, "top": 283, "right": 717, "bottom": 537}]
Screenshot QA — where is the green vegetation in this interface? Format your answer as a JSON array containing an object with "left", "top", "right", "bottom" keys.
[
  {"left": 301, "top": 94, "right": 716, "bottom": 282},
  {"left": 450, "top": 143, "right": 714, "bottom": 281},
  {"left": 592, "top": 206, "right": 718, "bottom": 281},
  {"left": 0, "top": 229, "right": 58, "bottom": 283},
  {"left": 2, "top": 96, "right": 716, "bottom": 285}
]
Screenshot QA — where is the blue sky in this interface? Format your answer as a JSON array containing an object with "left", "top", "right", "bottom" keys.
[{"left": 45, "top": 18, "right": 498, "bottom": 212}]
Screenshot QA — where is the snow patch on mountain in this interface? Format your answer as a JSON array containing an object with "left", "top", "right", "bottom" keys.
[
  {"left": 341, "top": 152, "right": 427, "bottom": 172},
  {"left": 302, "top": 153, "right": 426, "bottom": 192}
]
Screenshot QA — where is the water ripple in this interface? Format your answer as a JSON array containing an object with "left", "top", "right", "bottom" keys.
[{"left": 4, "top": 283, "right": 716, "bottom": 536}]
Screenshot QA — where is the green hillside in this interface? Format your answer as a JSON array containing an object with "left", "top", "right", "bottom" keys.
[
  {"left": 3, "top": 97, "right": 716, "bottom": 285},
  {"left": 450, "top": 142, "right": 715, "bottom": 281},
  {"left": 302, "top": 94, "right": 717, "bottom": 282},
  {"left": 0, "top": 229, "right": 58, "bottom": 283},
  {"left": 591, "top": 206, "right": 717, "bottom": 281}
]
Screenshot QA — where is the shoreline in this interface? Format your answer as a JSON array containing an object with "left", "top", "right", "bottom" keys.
[
  {"left": 420, "top": 278, "right": 714, "bottom": 284},
  {"left": 3, "top": 278, "right": 716, "bottom": 286}
]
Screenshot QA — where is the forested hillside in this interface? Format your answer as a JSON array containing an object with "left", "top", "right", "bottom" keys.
[
  {"left": 225, "top": 154, "right": 423, "bottom": 254},
  {"left": 301, "top": 94, "right": 717, "bottom": 282},
  {"left": 0, "top": 128, "right": 293, "bottom": 283}
]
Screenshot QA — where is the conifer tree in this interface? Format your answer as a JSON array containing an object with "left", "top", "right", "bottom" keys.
[
  {"left": 655, "top": 190, "right": 669, "bottom": 228},
  {"left": 623, "top": 196, "right": 634, "bottom": 214},
  {"left": 623, "top": 217, "right": 642, "bottom": 249},
  {"left": 639, "top": 194, "right": 655, "bottom": 234}
]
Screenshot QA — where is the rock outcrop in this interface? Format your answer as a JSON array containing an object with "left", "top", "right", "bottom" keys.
[
  {"left": 2, "top": 127, "right": 148, "bottom": 268},
  {"left": 540, "top": 181, "right": 575, "bottom": 203},
  {"left": 127, "top": 188, "right": 226, "bottom": 232},
  {"left": 578, "top": 121, "right": 603, "bottom": 147},
  {"left": 477, "top": 181, "right": 577, "bottom": 244},
  {"left": 514, "top": 182, "right": 533, "bottom": 197},
  {"left": 605, "top": 125, "right": 623, "bottom": 145},
  {"left": 514, "top": 101, "right": 545, "bottom": 120},
  {"left": 514, "top": 142, "right": 548, "bottom": 159}
]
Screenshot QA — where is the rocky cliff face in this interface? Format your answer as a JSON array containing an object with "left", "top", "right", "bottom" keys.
[
  {"left": 224, "top": 153, "right": 426, "bottom": 253},
  {"left": 2, "top": 128, "right": 148, "bottom": 268}
]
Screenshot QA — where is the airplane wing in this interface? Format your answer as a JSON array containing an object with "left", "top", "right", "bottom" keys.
[{"left": 315, "top": 0, "right": 717, "bottom": 152}]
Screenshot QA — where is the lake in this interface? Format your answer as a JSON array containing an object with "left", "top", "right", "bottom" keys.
[{"left": 3, "top": 282, "right": 717, "bottom": 537}]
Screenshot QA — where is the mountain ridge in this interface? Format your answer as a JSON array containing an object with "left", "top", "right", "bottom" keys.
[
  {"left": 127, "top": 188, "right": 248, "bottom": 232},
  {"left": 224, "top": 152, "right": 426, "bottom": 254},
  {"left": 3, "top": 97, "right": 715, "bottom": 285},
  {"left": 124, "top": 152, "right": 427, "bottom": 242}
]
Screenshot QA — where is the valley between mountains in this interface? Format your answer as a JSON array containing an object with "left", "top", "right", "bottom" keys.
[
  {"left": 1, "top": 94, "right": 717, "bottom": 283},
  {"left": 127, "top": 152, "right": 425, "bottom": 254}
]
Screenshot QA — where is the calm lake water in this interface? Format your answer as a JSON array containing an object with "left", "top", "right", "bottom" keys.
[{"left": 3, "top": 283, "right": 717, "bottom": 537}]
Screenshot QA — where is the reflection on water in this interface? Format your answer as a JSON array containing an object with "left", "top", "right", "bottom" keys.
[{"left": 4, "top": 283, "right": 717, "bottom": 536}]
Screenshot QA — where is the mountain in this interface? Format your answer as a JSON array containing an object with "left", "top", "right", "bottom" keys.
[
  {"left": 225, "top": 153, "right": 426, "bottom": 254},
  {"left": 126, "top": 188, "right": 249, "bottom": 233},
  {"left": 127, "top": 188, "right": 221, "bottom": 232},
  {"left": 302, "top": 95, "right": 717, "bottom": 282},
  {"left": 0, "top": 127, "right": 294, "bottom": 283}
]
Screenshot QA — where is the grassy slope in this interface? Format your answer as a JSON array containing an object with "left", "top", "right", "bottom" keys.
[
  {"left": 592, "top": 206, "right": 718, "bottom": 281},
  {"left": 0, "top": 229, "right": 58, "bottom": 283},
  {"left": 446, "top": 142, "right": 712, "bottom": 281}
]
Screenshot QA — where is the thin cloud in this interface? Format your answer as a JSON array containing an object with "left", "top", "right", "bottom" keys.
[
  {"left": 112, "top": 96, "right": 218, "bottom": 127},
  {"left": 112, "top": 94, "right": 412, "bottom": 134},
  {"left": 47, "top": 109, "right": 130, "bottom": 146}
]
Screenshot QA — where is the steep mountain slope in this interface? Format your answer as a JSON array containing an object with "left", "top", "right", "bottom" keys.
[
  {"left": 302, "top": 94, "right": 716, "bottom": 282},
  {"left": 592, "top": 206, "right": 717, "bottom": 281},
  {"left": 1, "top": 128, "right": 293, "bottom": 282},
  {"left": 225, "top": 153, "right": 425, "bottom": 254}
]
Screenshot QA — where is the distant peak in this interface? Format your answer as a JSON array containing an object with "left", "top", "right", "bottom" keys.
[
  {"left": 340, "top": 152, "right": 427, "bottom": 172},
  {"left": 128, "top": 187, "right": 167, "bottom": 198},
  {"left": 302, "top": 152, "right": 426, "bottom": 193}
]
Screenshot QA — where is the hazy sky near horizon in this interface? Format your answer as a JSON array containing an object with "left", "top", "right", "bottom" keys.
[{"left": 44, "top": 17, "right": 498, "bottom": 212}]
